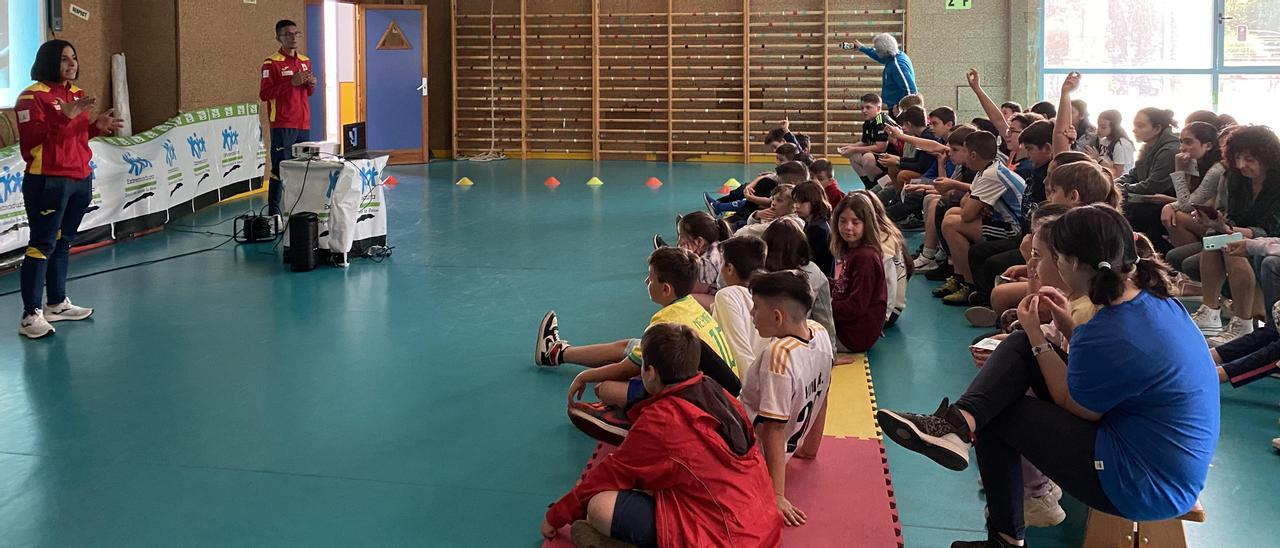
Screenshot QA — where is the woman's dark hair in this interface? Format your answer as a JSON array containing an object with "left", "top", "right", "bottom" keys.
[
  {"left": 762, "top": 220, "right": 811, "bottom": 271},
  {"left": 1030, "top": 101, "right": 1057, "bottom": 119},
  {"left": 1185, "top": 110, "right": 1220, "bottom": 128},
  {"left": 1223, "top": 125, "right": 1280, "bottom": 176},
  {"left": 1071, "top": 99, "right": 1095, "bottom": 138},
  {"left": 792, "top": 180, "right": 832, "bottom": 219},
  {"left": 1097, "top": 110, "right": 1131, "bottom": 159},
  {"left": 721, "top": 235, "right": 766, "bottom": 283},
  {"left": 1048, "top": 205, "right": 1171, "bottom": 305},
  {"left": 679, "top": 211, "right": 731, "bottom": 244},
  {"left": 1138, "top": 107, "right": 1178, "bottom": 134},
  {"left": 1182, "top": 121, "right": 1223, "bottom": 179},
  {"left": 31, "top": 40, "right": 77, "bottom": 83}
]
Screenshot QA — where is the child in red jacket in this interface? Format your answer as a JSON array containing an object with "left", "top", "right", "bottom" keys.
[{"left": 541, "top": 323, "right": 782, "bottom": 548}]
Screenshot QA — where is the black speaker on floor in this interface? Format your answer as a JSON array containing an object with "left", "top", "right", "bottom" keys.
[{"left": 288, "top": 212, "right": 320, "bottom": 272}]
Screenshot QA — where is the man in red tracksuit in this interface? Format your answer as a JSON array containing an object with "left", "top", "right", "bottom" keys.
[
  {"left": 259, "top": 19, "right": 315, "bottom": 215},
  {"left": 541, "top": 323, "right": 782, "bottom": 548}
]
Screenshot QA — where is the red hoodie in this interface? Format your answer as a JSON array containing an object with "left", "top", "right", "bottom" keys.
[
  {"left": 546, "top": 374, "right": 782, "bottom": 547},
  {"left": 830, "top": 244, "right": 888, "bottom": 353},
  {"left": 15, "top": 81, "right": 103, "bottom": 179}
]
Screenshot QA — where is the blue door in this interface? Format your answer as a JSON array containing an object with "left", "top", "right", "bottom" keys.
[{"left": 363, "top": 6, "right": 428, "bottom": 164}]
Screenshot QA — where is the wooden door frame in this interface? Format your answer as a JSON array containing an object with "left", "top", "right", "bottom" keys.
[{"left": 357, "top": 3, "right": 430, "bottom": 165}]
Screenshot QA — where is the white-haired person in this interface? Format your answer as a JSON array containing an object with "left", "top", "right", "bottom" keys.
[{"left": 847, "top": 33, "right": 919, "bottom": 115}]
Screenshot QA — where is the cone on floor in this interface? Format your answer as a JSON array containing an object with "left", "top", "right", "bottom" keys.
[
  {"left": 383, "top": 175, "right": 399, "bottom": 188},
  {"left": 645, "top": 177, "right": 663, "bottom": 188},
  {"left": 587, "top": 177, "right": 604, "bottom": 187},
  {"left": 723, "top": 177, "right": 741, "bottom": 189},
  {"left": 719, "top": 185, "right": 732, "bottom": 194},
  {"left": 455, "top": 177, "right": 474, "bottom": 186},
  {"left": 544, "top": 176, "right": 561, "bottom": 189}
]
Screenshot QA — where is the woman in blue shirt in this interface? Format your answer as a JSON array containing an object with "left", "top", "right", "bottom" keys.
[
  {"left": 851, "top": 33, "right": 918, "bottom": 113},
  {"left": 877, "top": 205, "right": 1219, "bottom": 548}
]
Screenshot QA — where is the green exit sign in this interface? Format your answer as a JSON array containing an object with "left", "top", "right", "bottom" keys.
[{"left": 946, "top": 0, "right": 973, "bottom": 9}]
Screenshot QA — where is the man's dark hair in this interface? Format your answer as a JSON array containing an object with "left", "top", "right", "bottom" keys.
[
  {"left": 1000, "top": 101, "right": 1023, "bottom": 113},
  {"left": 1029, "top": 101, "right": 1057, "bottom": 119},
  {"left": 964, "top": 131, "right": 1000, "bottom": 161},
  {"left": 928, "top": 106, "right": 957, "bottom": 126},
  {"left": 860, "top": 93, "right": 882, "bottom": 105},
  {"left": 1020, "top": 120, "right": 1054, "bottom": 149},
  {"left": 721, "top": 236, "right": 766, "bottom": 282},
  {"left": 31, "top": 40, "right": 76, "bottom": 83},
  {"left": 775, "top": 161, "right": 809, "bottom": 184},
  {"left": 276, "top": 20, "right": 299, "bottom": 36},
  {"left": 946, "top": 124, "right": 977, "bottom": 146},
  {"left": 809, "top": 158, "right": 833, "bottom": 177},
  {"left": 648, "top": 247, "right": 699, "bottom": 297},
  {"left": 750, "top": 270, "right": 815, "bottom": 316},
  {"left": 897, "top": 106, "right": 927, "bottom": 128},
  {"left": 641, "top": 323, "right": 702, "bottom": 385}
]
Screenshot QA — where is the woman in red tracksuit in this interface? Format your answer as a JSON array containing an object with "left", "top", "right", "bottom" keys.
[{"left": 14, "top": 39, "right": 122, "bottom": 339}]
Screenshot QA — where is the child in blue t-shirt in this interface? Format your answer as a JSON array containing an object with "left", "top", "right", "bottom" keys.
[{"left": 875, "top": 206, "right": 1218, "bottom": 548}]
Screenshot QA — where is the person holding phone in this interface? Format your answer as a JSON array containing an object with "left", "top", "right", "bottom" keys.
[
  {"left": 15, "top": 39, "right": 124, "bottom": 339},
  {"left": 260, "top": 19, "right": 316, "bottom": 216},
  {"left": 840, "top": 34, "right": 918, "bottom": 115}
]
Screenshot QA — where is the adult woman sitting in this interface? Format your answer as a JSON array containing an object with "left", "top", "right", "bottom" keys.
[
  {"left": 877, "top": 205, "right": 1219, "bottom": 548},
  {"left": 851, "top": 33, "right": 918, "bottom": 114},
  {"left": 1187, "top": 126, "right": 1280, "bottom": 346},
  {"left": 1116, "top": 108, "right": 1180, "bottom": 252}
]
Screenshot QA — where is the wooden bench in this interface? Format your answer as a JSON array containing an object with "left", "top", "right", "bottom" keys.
[{"left": 1083, "top": 502, "right": 1205, "bottom": 548}]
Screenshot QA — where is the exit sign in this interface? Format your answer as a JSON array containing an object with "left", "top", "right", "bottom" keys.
[{"left": 946, "top": 0, "right": 973, "bottom": 9}]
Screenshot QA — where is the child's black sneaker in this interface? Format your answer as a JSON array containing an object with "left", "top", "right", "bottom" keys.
[
  {"left": 536, "top": 310, "right": 567, "bottom": 366},
  {"left": 877, "top": 397, "right": 972, "bottom": 471}
]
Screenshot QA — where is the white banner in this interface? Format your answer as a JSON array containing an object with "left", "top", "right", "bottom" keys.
[
  {"left": 279, "top": 155, "right": 389, "bottom": 254},
  {"left": 0, "top": 103, "right": 264, "bottom": 254}
]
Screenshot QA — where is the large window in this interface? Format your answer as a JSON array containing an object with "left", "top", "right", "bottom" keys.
[
  {"left": 1, "top": 1, "right": 46, "bottom": 107},
  {"left": 1043, "top": 0, "right": 1280, "bottom": 130}
]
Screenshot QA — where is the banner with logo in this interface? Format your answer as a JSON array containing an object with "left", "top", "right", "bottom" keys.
[{"left": 0, "top": 103, "right": 264, "bottom": 254}]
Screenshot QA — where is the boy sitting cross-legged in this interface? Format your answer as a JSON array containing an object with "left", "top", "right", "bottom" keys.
[
  {"left": 540, "top": 323, "right": 783, "bottom": 548},
  {"left": 742, "top": 270, "right": 835, "bottom": 527},
  {"left": 536, "top": 247, "right": 740, "bottom": 445}
]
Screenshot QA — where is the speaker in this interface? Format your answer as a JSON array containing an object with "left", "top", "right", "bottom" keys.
[{"left": 288, "top": 212, "right": 320, "bottom": 272}]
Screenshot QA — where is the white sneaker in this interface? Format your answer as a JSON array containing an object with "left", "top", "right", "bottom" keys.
[
  {"left": 19, "top": 310, "right": 55, "bottom": 339},
  {"left": 1047, "top": 480, "right": 1062, "bottom": 502},
  {"left": 913, "top": 254, "right": 941, "bottom": 272},
  {"left": 1024, "top": 491, "right": 1067, "bottom": 527},
  {"left": 1207, "top": 317, "right": 1253, "bottom": 347},
  {"left": 1272, "top": 437, "right": 1279, "bottom": 451},
  {"left": 45, "top": 298, "right": 94, "bottom": 322},
  {"left": 1190, "top": 305, "right": 1223, "bottom": 334}
]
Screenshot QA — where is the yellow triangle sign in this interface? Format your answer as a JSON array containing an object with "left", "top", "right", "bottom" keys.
[{"left": 377, "top": 20, "right": 412, "bottom": 50}]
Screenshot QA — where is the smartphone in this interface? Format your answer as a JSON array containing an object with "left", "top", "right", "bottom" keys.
[
  {"left": 1202, "top": 232, "right": 1243, "bottom": 251},
  {"left": 1192, "top": 204, "right": 1220, "bottom": 221},
  {"left": 839, "top": 42, "right": 856, "bottom": 50}
]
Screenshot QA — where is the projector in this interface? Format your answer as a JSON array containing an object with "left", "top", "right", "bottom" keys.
[{"left": 292, "top": 141, "right": 338, "bottom": 160}]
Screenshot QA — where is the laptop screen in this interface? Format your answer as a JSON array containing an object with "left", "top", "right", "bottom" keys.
[{"left": 342, "top": 122, "right": 367, "bottom": 156}]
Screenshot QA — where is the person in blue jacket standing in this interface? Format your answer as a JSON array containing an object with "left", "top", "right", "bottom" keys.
[{"left": 848, "top": 33, "right": 918, "bottom": 114}]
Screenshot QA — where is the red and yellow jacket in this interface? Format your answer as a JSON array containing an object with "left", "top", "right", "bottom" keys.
[
  {"left": 259, "top": 49, "right": 314, "bottom": 130},
  {"left": 546, "top": 374, "right": 783, "bottom": 547},
  {"left": 15, "top": 81, "right": 102, "bottom": 180}
]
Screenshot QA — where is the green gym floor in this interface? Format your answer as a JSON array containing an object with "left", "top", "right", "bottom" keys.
[{"left": 0, "top": 159, "right": 1275, "bottom": 547}]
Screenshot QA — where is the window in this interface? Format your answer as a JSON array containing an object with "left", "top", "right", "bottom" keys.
[
  {"left": 1, "top": 1, "right": 46, "bottom": 107},
  {"left": 1042, "top": 0, "right": 1280, "bottom": 131}
]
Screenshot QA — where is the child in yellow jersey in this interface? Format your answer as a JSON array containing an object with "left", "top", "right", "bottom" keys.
[{"left": 536, "top": 247, "right": 740, "bottom": 445}]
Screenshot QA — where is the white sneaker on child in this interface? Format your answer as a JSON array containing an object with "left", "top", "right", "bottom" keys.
[
  {"left": 1024, "top": 492, "right": 1067, "bottom": 527},
  {"left": 914, "top": 254, "right": 941, "bottom": 272},
  {"left": 1190, "top": 305, "right": 1223, "bottom": 334},
  {"left": 45, "top": 298, "right": 93, "bottom": 322},
  {"left": 1207, "top": 317, "right": 1253, "bottom": 347}
]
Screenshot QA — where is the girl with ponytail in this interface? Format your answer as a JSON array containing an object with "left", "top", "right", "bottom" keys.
[
  {"left": 676, "top": 211, "right": 733, "bottom": 309},
  {"left": 875, "top": 204, "right": 1219, "bottom": 547}
]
